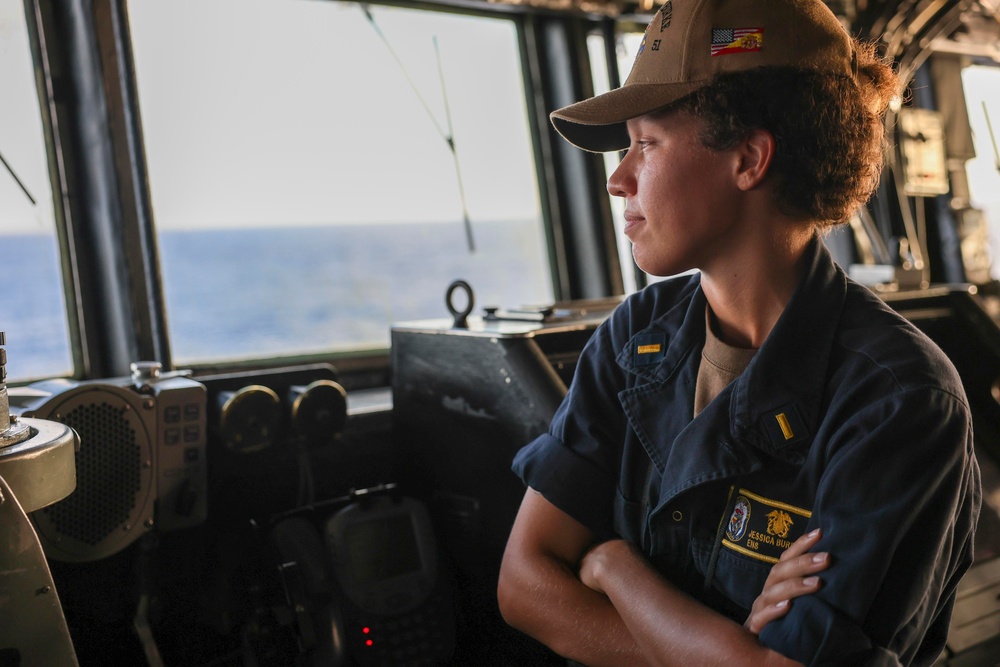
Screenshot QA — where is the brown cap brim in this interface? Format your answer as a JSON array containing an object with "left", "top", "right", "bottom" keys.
[
  {"left": 549, "top": 0, "right": 854, "bottom": 154},
  {"left": 549, "top": 80, "right": 707, "bottom": 152}
]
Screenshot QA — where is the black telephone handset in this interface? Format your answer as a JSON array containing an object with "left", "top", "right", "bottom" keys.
[{"left": 325, "top": 494, "right": 455, "bottom": 666}]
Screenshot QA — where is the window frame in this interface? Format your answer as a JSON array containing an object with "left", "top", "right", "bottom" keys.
[{"left": 25, "top": 0, "right": 630, "bottom": 388}]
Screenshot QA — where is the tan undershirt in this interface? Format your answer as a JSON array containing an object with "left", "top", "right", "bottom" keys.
[{"left": 694, "top": 306, "right": 757, "bottom": 416}]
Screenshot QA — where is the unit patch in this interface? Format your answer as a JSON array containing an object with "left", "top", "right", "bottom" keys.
[
  {"left": 726, "top": 496, "right": 750, "bottom": 541},
  {"left": 722, "top": 488, "right": 811, "bottom": 563},
  {"left": 633, "top": 333, "right": 666, "bottom": 366},
  {"left": 710, "top": 27, "right": 763, "bottom": 57}
]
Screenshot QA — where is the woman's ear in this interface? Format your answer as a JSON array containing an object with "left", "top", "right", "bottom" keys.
[{"left": 735, "top": 128, "right": 776, "bottom": 191}]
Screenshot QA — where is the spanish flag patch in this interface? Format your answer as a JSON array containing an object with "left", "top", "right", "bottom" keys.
[{"left": 710, "top": 27, "right": 763, "bottom": 57}]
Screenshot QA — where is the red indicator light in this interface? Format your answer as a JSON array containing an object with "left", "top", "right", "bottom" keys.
[
  {"left": 366, "top": 639, "right": 374, "bottom": 647},
  {"left": 362, "top": 627, "right": 370, "bottom": 634}
]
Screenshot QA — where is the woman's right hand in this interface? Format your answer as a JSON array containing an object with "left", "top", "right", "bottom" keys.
[{"left": 744, "top": 528, "right": 830, "bottom": 635}]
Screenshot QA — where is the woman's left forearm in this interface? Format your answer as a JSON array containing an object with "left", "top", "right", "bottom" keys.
[{"left": 582, "top": 540, "right": 802, "bottom": 667}]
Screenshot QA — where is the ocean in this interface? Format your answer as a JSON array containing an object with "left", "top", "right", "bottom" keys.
[
  {"left": 3, "top": 229, "right": 72, "bottom": 380},
  {"left": 2, "top": 219, "right": 553, "bottom": 380}
]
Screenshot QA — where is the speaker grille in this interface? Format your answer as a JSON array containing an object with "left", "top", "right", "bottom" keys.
[
  {"left": 41, "top": 401, "right": 142, "bottom": 545},
  {"left": 29, "top": 384, "right": 156, "bottom": 562}
]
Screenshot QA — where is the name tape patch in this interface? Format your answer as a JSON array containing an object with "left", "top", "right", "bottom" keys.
[{"left": 722, "top": 488, "right": 812, "bottom": 564}]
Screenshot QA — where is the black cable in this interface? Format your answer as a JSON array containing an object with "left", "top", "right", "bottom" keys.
[
  {"left": 359, "top": 3, "right": 476, "bottom": 252},
  {"left": 0, "top": 148, "right": 36, "bottom": 206}
]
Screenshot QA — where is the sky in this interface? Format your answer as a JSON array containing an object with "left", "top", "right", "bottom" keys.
[
  {"left": 0, "top": 0, "right": 544, "bottom": 233},
  {"left": 125, "top": 0, "right": 542, "bottom": 229},
  {"left": 2, "top": 0, "right": 1000, "bottom": 278},
  {"left": 961, "top": 65, "right": 1000, "bottom": 279},
  {"left": 0, "top": 0, "right": 55, "bottom": 235}
]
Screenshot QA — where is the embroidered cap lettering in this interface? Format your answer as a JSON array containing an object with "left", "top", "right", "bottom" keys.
[
  {"left": 658, "top": 0, "right": 673, "bottom": 32},
  {"left": 721, "top": 488, "right": 812, "bottom": 564}
]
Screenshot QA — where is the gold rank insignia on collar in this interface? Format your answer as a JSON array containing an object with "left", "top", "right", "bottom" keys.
[
  {"left": 763, "top": 404, "right": 808, "bottom": 447},
  {"left": 634, "top": 333, "right": 666, "bottom": 366}
]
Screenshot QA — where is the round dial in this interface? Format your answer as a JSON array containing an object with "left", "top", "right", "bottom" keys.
[{"left": 217, "top": 385, "right": 281, "bottom": 453}]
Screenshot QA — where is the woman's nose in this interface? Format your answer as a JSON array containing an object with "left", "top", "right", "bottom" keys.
[{"left": 607, "top": 154, "right": 634, "bottom": 198}]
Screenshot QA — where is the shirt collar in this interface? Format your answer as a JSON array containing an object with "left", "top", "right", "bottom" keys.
[
  {"left": 617, "top": 236, "right": 847, "bottom": 461},
  {"left": 615, "top": 278, "right": 707, "bottom": 385},
  {"left": 731, "top": 236, "right": 846, "bottom": 458}
]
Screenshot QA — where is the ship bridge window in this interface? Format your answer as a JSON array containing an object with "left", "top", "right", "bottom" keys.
[
  {"left": 127, "top": 0, "right": 551, "bottom": 364},
  {"left": 0, "top": 0, "right": 74, "bottom": 381},
  {"left": 587, "top": 28, "right": 673, "bottom": 293},
  {"left": 961, "top": 64, "right": 1000, "bottom": 281}
]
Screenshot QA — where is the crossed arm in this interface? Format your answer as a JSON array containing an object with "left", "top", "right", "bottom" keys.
[{"left": 498, "top": 489, "right": 828, "bottom": 667}]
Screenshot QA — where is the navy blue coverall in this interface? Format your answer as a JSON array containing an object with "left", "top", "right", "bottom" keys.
[{"left": 513, "top": 238, "right": 981, "bottom": 665}]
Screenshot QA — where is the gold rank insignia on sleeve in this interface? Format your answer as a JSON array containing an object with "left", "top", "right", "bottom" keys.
[{"left": 722, "top": 487, "right": 812, "bottom": 564}]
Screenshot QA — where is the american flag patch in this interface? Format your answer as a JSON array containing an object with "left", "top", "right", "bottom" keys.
[{"left": 710, "top": 27, "right": 763, "bottom": 56}]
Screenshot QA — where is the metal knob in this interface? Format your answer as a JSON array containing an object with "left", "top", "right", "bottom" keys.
[{"left": 130, "top": 361, "right": 163, "bottom": 385}]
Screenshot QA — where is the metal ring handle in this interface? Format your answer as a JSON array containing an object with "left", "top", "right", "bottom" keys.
[{"left": 445, "top": 280, "right": 474, "bottom": 328}]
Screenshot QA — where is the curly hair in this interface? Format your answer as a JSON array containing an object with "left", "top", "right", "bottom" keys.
[{"left": 673, "top": 41, "right": 901, "bottom": 226}]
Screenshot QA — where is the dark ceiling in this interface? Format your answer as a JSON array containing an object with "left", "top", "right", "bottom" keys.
[{"left": 481, "top": 0, "right": 1000, "bottom": 72}]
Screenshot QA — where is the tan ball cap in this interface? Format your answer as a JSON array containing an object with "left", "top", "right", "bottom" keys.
[{"left": 551, "top": 0, "right": 856, "bottom": 152}]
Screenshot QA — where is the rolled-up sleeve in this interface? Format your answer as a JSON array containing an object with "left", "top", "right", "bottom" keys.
[{"left": 512, "top": 318, "right": 630, "bottom": 541}]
